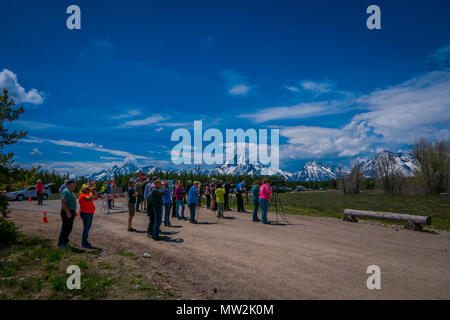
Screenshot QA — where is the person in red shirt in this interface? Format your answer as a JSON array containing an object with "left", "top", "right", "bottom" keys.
[
  {"left": 36, "top": 180, "right": 45, "bottom": 205},
  {"left": 78, "top": 185, "right": 98, "bottom": 248}
]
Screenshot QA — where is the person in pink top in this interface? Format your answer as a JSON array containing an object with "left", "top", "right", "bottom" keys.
[
  {"left": 258, "top": 179, "right": 272, "bottom": 224},
  {"left": 36, "top": 180, "right": 45, "bottom": 206},
  {"left": 175, "top": 180, "right": 186, "bottom": 220}
]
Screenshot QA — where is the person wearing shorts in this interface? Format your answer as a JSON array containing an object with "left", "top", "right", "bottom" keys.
[{"left": 127, "top": 180, "right": 138, "bottom": 232}]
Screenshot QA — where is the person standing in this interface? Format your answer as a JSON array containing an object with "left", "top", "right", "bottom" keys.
[
  {"left": 215, "top": 183, "right": 225, "bottom": 218},
  {"left": 224, "top": 181, "right": 231, "bottom": 211},
  {"left": 144, "top": 176, "right": 159, "bottom": 234},
  {"left": 188, "top": 181, "right": 200, "bottom": 224},
  {"left": 210, "top": 178, "right": 217, "bottom": 212},
  {"left": 58, "top": 180, "right": 77, "bottom": 249},
  {"left": 236, "top": 180, "right": 247, "bottom": 212},
  {"left": 150, "top": 180, "right": 164, "bottom": 240},
  {"left": 106, "top": 180, "right": 112, "bottom": 209},
  {"left": 59, "top": 180, "right": 68, "bottom": 193},
  {"left": 36, "top": 180, "right": 45, "bottom": 205},
  {"left": 251, "top": 181, "right": 261, "bottom": 222},
  {"left": 205, "top": 184, "right": 211, "bottom": 210},
  {"left": 78, "top": 185, "right": 98, "bottom": 248},
  {"left": 163, "top": 182, "right": 172, "bottom": 227},
  {"left": 171, "top": 180, "right": 177, "bottom": 218},
  {"left": 175, "top": 181, "right": 186, "bottom": 220},
  {"left": 259, "top": 179, "right": 272, "bottom": 224},
  {"left": 135, "top": 179, "right": 143, "bottom": 212},
  {"left": 127, "top": 180, "right": 138, "bottom": 232}
]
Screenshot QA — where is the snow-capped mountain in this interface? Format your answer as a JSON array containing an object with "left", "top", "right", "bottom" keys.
[
  {"left": 209, "top": 156, "right": 294, "bottom": 180},
  {"left": 294, "top": 161, "right": 339, "bottom": 182},
  {"left": 360, "top": 150, "right": 417, "bottom": 178},
  {"left": 85, "top": 150, "right": 417, "bottom": 181},
  {"left": 86, "top": 163, "right": 139, "bottom": 181}
]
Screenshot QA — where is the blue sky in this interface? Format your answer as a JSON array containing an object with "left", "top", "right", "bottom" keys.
[{"left": 1, "top": 0, "right": 450, "bottom": 175}]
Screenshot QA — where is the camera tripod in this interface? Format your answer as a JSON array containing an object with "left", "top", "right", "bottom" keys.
[{"left": 269, "top": 192, "right": 288, "bottom": 224}]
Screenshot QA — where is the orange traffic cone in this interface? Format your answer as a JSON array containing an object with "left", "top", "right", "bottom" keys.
[
  {"left": 41, "top": 211, "right": 49, "bottom": 223},
  {"left": 28, "top": 196, "right": 31, "bottom": 202}
]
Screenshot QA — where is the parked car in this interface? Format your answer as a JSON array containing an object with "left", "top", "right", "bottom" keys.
[
  {"left": 7, "top": 185, "right": 52, "bottom": 201},
  {"left": 295, "top": 185, "right": 307, "bottom": 191}
]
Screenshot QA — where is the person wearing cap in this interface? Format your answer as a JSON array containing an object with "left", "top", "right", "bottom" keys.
[
  {"left": 59, "top": 180, "right": 68, "bottom": 193},
  {"left": 58, "top": 180, "right": 77, "bottom": 249},
  {"left": 36, "top": 179, "right": 45, "bottom": 205},
  {"left": 188, "top": 181, "right": 200, "bottom": 224}
]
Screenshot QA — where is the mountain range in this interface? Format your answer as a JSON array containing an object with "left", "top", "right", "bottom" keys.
[{"left": 85, "top": 150, "right": 418, "bottom": 182}]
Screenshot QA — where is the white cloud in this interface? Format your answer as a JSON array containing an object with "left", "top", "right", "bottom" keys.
[
  {"left": 15, "top": 120, "right": 59, "bottom": 130},
  {"left": 239, "top": 100, "right": 350, "bottom": 123},
  {"left": 30, "top": 148, "right": 42, "bottom": 155},
  {"left": 24, "top": 136, "right": 152, "bottom": 163},
  {"left": 428, "top": 44, "right": 450, "bottom": 67},
  {"left": 222, "top": 70, "right": 252, "bottom": 96},
  {"left": 301, "top": 80, "right": 336, "bottom": 94},
  {"left": 229, "top": 84, "right": 250, "bottom": 96},
  {"left": 0, "top": 69, "right": 44, "bottom": 104},
  {"left": 112, "top": 109, "right": 141, "bottom": 119},
  {"left": 354, "top": 70, "right": 450, "bottom": 143},
  {"left": 285, "top": 86, "right": 300, "bottom": 92},
  {"left": 120, "top": 115, "right": 168, "bottom": 128},
  {"left": 280, "top": 121, "right": 372, "bottom": 159}
]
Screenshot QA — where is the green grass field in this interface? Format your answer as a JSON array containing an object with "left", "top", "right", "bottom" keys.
[{"left": 231, "top": 190, "right": 450, "bottom": 230}]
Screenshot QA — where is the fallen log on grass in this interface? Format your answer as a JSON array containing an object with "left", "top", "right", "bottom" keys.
[{"left": 343, "top": 209, "right": 432, "bottom": 231}]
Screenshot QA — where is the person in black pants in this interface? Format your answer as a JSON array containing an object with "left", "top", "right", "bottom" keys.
[
  {"left": 171, "top": 180, "right": 177, "bottom": 217},
  {"left": 224, "top": 181, "right": 231, "bottom": 211},
  {"left": 58, "top": 180, "right": 77, "bottom": 249}
]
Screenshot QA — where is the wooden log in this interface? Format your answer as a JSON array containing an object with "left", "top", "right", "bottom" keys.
[{"left": 343, "top": 209, "right": 431, "bottom": 225}]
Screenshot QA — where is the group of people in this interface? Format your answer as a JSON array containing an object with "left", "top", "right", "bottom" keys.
[
  {"left": 58, "top": 179, "right": 98, "bottom": 249},
  {"left": 127, "top": 176, "right": 202, "bottom": 241},
  {"left": 55, "top": 175, "right": 274, "bottom": 249}
]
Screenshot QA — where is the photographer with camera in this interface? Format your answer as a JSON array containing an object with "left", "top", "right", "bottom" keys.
[
  {"left": 259, "top": 179, "right": 272, "bottom": 225},
  {"left": 78, "top": 184, "right": 98, "bottom": 248},
  {"left": 251, "top": 180, "right": 261, "bottom": 222}
]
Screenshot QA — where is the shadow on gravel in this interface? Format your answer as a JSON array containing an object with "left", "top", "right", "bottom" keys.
[{"left": 160, "top": 236, "right": 184, "bottom": 243}]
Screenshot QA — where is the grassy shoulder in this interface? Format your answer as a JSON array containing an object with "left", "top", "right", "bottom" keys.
[
  {"left": 231, "top": 190, "right": 450, "bottom": 230},
  {"left": 0, "top": 221, "right": 177, "bottom": 300}
]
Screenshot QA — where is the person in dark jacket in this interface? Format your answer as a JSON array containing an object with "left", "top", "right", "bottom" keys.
[{"left": 149, "top": 180, "right": 164, "bottom": 240}]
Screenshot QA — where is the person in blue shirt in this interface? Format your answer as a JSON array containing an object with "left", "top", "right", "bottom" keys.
[
  {"left": 236, "top": 181, "right": 247, "bottom": 212},
  {"left": 162, "top": 182, "right": 172, "bottom": 227},
  {"left": 188, "top": 181, "right": 200, "bottom": 224}
]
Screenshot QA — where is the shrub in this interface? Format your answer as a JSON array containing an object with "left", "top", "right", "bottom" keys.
[{"left": 0, "top": 217, "right": 19, "bottom": 248}]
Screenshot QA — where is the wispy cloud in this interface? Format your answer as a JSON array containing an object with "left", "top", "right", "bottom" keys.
[
  {"left": 427, "top": 44, "right": 450, "bottom": 67},
  {"left": 120, "top": 115, "right": 168, "bottom": 128},
  {"left": 81, "top": 37, "right": 115, "bottom": 57},
  {"left": 239, "top": 100, "right": 351, "bottom": 123},
  {"left": 30, "top": 148, "right": 42, "bottom": 155},
  {"left": 301, "top": 80, "right": 336, "bottom": 94},
  {"left": 15, "top": 120, "right": 59, "bottom": 130},
  {"left": 23, "top": 136, "right": 152, "bottom": 163},
  {"left": 0, "top": 69, "right": 44, "bottom": 104},
  {"left": 222, "top": 70, "right": 252, "bottom": 96},
  {"left": 112, "top": 109, "right": 141, "bottom": 119}
]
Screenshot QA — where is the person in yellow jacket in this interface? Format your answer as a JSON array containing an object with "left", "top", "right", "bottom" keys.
[{"left": 215, "top": 183, "right": 225, "bottom": 218}]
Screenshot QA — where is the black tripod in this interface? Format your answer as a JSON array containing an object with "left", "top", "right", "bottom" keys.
[{"left": 269, "top": 192, "right": 288, "bottom": 224}]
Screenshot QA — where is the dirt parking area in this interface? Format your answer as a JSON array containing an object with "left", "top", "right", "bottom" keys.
[{"left": 7, "top": 199, "right": 450, "bottom": 299}]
